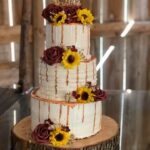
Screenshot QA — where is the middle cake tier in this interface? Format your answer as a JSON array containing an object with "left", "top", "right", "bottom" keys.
[
  {"left": 46, "top": 24, "right": 91, "bottom": 59},
  {"left": 37, "top": 57, "right": 97, "bottom": 101}
]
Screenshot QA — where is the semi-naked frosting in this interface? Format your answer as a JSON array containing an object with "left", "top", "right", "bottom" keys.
[
  {"left": 37, "top": 57, "right": 97, "bottom": 101},
  {"left": 46, "top": 24, "right": 91, "bottom": 59},
  {"left": 31, "top": 2, "right": 106, "bottom": 143},
  {"left": 31, "top": 92, "right": 102, "bottom": 139}
]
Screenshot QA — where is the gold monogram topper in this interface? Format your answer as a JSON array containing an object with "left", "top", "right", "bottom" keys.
[{"left": 53, "top": 0, "right": 81, "bottom": 5}]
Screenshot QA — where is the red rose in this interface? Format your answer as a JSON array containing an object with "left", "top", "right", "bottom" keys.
[
  {"left": 42, "top": 46, "right": 65, "bottom": 65},
  {"left": 93, "top": 87, "right": 107, "bottom": 101},
  {"left": 64, "top": 5, "right": 81, "bottom": 23},
  {"left": 32, "top": 124, "right": 50, "bottom": 144},
  {"left": 42, "top": 4, "right": 63, "bottom": 23},
  {"left": 42, "top": 4, "right": 82, "bottom": 24}
]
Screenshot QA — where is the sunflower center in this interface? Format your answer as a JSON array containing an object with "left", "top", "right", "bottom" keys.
[
  {"left": 57, "top": 15, "right": 63, "bottom": 22},
  {"left": 67, "top": 55, "right": 75, "bottom": 63},
  {"left": 81, "top": 92, "right": 89, "bottom": 100},
  {"left": 82, "top": 14, "right": 88, "bottom": 19},
  {"left": 55, "top": 133, "right": 64, "bottom": 141}
]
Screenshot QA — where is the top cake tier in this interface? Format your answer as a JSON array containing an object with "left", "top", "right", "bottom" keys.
[{"left": 42, "top": 4, "right": 94, "bottom": 59}]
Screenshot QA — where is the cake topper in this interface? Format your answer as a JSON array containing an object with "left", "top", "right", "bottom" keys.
[{"left": 53, "top": 0, "right": 81, "bottom": 6}]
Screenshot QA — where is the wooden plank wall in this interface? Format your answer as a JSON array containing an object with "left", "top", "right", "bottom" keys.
[
  {"left": 0, "top": 0, "right": 23, "bottom": 87},
  {"left": 82, "top": 0, "right": 150, "bottom": 90},
  {"left": 0, "top": 0, "right": 10, "bottom": 63}
]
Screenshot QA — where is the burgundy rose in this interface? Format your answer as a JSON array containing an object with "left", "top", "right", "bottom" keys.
[
  {"left": 42, "top": 4, "right": 82, "bottom": 23},
  {"left": 32, "top": 123, "right": 50, "bottom": 144},
  {"left": 42, "top": 46, "right": 65, "bottom": 65},
  {"left": 42, "top": 4, "right": 63, "bottom": 23},
  {"left": 64, "top": 5, "right": 81, "bottom": 23},
  {"left": 93, "top": 87, "right": 107, "bottom": 101}
]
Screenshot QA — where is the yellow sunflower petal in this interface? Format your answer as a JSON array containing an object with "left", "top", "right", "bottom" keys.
[
  {"left": 77, "top": 9, "right": 94, "bottom": 25},
  {"left": 53, "top": 12, "right": 67, "bottom": 26},
  {"left": 49, "top": 127, "right": 70, "bottom": 146},
  {"left": 62, "top": 49, "right": 81, "bottom": 69},
  {"left": 76, "top": 87, "right": 95, "bottom": 103}
]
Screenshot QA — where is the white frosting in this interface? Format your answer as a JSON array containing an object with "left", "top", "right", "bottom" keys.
[
  {"left": 37, "top": 58, "right": 97, "bottom": 101},
  {"left": 31, "top": 93, "right": 102, "bottom": 139},
  {"left": 46, "top": 24, "right": 91, "bottom": 59}
]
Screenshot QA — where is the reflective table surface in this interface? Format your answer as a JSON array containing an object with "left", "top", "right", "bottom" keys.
[{"left": 0, "top": 90, "right": 150, "bottom": 150}]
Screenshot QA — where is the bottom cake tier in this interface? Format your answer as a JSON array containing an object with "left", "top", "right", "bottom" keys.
[{"left": 31, "top": 90, "right": 102, "bottom": 139}]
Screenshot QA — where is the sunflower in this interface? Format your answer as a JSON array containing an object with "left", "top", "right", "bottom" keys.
[
  {"left": 62, "top": 49, "right": 80, "bottom": 69},
  {"left": 76, "top": 87, "right": 95, "bottom": 103},
  {"left": 49, "top": 127, "right": 70, "bottom": 147},
  {"left": 53, "top": 11, "right": 67, "bottom": 26},
  {"left": 77, "top": 9, "right": 94, "bottom": 25}
]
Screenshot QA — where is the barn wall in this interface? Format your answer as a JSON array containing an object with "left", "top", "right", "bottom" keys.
[{"left": 82, "top": 0, "right": 150, "bottom": 90}]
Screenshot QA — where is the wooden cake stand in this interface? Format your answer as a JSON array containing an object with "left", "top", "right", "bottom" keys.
[{"left": 11, "top": 116, "right": 119, "bottom": 150}]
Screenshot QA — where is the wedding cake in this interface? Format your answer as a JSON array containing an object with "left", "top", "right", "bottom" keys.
[{"left": 31, "top": 0, "right": 106, "bottom": 146}]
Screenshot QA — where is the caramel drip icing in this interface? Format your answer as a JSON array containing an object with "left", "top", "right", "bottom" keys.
[
  {"left": 48, "top": 103, "right": 50, "bottom": 118},
  {"left": 55, "top": 65, "right": 58, "bottom": 95},
  {"left": 66, "top": 106, "right": 70, "bottom": 126},
  {"left": 75, "top": 25, "right": 77, "bottom": 43},
  {"left": 51, "top": 26, "right": 54, "bottom": 45},
  {"left": 61, "top": 25, "right": 64, "bottom": 45},
  {"left": 59, "top": 105, "right": 62, "bottom": 123},
  {"left": 76, "top": 66, "right": 79, "bottom": 88},
  {"left": 46, "top": 64, "right": 48, "bottom": 82},
  {"left": 93, "top": 61, "right": 95, "bottom": 80},
  {"left": 85, "top": 63, "right": 88, "bottom": 82},
  {"left": 82, "top": 104, "right": 85, "bottom": 123},
  {"left": 66, "top": 70, "right": 69, "bottom": 86},
  {"left": 93, "top": 103, "right": 97, "bottom": 132},
  {"left": 39, "top": 101, "right": 41, "bottom": 122}
]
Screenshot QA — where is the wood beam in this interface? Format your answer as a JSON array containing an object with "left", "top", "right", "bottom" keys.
[
  {"left": 91, "top": 21, "right": 150, "bottom": 37},
  {"left": 0, "top": 62, "right": 18, "bottom": 69},
  {"left": 0, "top": 25, "right": 32, "bottom": 44},
  {"left": 0, "top": 21, "right": 150, "bottom": 44}
]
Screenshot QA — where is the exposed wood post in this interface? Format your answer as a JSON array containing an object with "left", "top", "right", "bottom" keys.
[
  {"left": 2, "top": 0, "right": 9, "bottom": 25},
  {"left": 108, "top": 0, "right": 123, "bottom": 21},
  {"left": 32, "top": 0, "right": 45, "bottom": 87},
  {"left": 18, "top": 0, "right": 33, "bottom": 92},
  {"left": 148, "top": 47, "right": 150, "bottom": 90}
]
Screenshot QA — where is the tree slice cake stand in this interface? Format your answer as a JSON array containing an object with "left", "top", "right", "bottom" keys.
[{"left": 11, "top": 116, "right": 119, "bottom": 150}]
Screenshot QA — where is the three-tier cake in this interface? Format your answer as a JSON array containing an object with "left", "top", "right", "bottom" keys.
[{"left": 31, "top": 0, "right": 106, "bottom": 146}]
